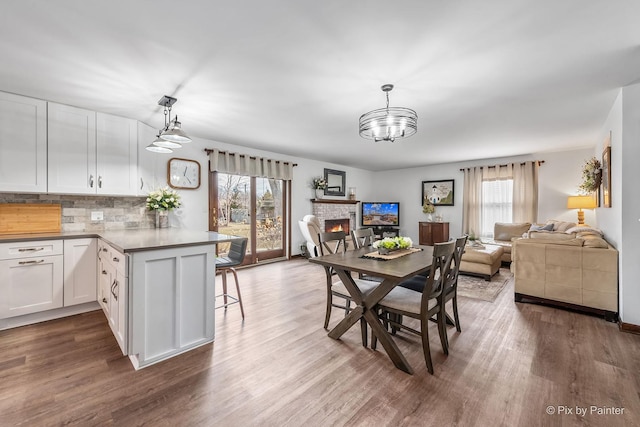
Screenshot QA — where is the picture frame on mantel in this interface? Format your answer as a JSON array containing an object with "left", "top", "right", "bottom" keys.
[
  {"left": 422, "top": 179, "right": 454, "bottom": 206},
  {"left": 602, "top": 145, "right": 611, "bottom": 208}
]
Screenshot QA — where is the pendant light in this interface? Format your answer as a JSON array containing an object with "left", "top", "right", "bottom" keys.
[
  {"left": 359, "top": 84, "right": 417, "bottom": 142},
  {"left": 145, "top": 95, "right": 192, "bottom": 153}
]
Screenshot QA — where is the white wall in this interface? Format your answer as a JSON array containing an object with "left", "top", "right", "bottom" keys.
[
  {"left": 620, "top": 84, "right": 640, "bottom": 325},
  {"left": 370, "top": 148, "right": 595, "bottom": 244}
]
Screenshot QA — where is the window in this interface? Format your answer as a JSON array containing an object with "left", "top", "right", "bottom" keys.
[{"left": 481, "top": 179, "right": 513, "bottom": 238}]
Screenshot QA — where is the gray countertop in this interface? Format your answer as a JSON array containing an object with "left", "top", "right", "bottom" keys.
[{"left": 0, "top": 229, "right": 241, "bottom": 253}]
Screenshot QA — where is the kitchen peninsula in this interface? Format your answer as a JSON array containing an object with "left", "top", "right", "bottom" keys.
[{"left": 0, "top": 229, "right": 239, "bottom": 369}]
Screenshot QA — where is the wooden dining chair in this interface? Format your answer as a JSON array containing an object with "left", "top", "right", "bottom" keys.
[
  {"left": 371, "top": 240, "right": 456, "bottom": 374},
  {"left": 350, "top": 228, "right": 382, "bottom": 281},
  {"left": 442, "top": 235, "right": 468, "bottom": 333},
  {"left": 351, "top": 228, "right": 375, "bottom": 249},
  {"left": 317, "top": 231, "right": 377, "bottom": 345}
]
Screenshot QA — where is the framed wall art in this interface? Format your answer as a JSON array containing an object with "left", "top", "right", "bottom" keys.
[
  {"left": 602, "top": 145, "right": 611, "bottom": 208},
  {"left": 422, "top": 179, "right": 454, "bottom": 206}
]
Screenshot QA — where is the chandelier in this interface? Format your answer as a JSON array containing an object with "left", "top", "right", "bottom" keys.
[
  {"left": 359, "top": 84, "right": 417, "bottom": 142},
  {"left": 146, "top": 95, "right": 192, "bottom": 153}
]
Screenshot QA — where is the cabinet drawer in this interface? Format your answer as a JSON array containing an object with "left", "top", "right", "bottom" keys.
[
  {"left": 0, "top": 240, "right": 63, "bottom": 260},
  {"left": 98, "top": 240, "right": 127, "bottom": 277}
]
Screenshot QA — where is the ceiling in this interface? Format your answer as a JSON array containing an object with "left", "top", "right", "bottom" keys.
[{"left": 2, "top": 1, "right": 639, "bottom": 171}]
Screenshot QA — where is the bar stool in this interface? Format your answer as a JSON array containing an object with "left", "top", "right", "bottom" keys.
[{"left": 215, "top": 238, "right": 248, "bottom": 318}]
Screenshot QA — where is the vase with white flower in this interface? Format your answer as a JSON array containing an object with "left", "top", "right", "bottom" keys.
[
  {"left": 146, "top": 187, "right": 181, "bottom": 228},
  {"left": 312, "top": 177, "right": 327, "bottom": 199}
]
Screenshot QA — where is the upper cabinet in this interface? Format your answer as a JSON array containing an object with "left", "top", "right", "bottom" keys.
[
  {"left": 47, "top": 103, "right": 97, "bottom": 194},
  {"left": 48, "top": 103, "right": 138, "bottom": 195},
  {"left": 0, "top": 92, "right": 47, "bottom": 193},
  {"left": 96, "top": 112, "right": 137, "bottom": 195}
]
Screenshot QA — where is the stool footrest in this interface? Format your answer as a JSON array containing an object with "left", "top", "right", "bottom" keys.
[{"left": 215, "top": 293, "right": 240, "bottom": 310}]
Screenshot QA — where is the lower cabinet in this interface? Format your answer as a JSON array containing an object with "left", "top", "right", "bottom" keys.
[
  {"left": 63, "top": 239, "right": 97, "bottom": 306},
  {"left": 418, "top": 222, "right": 450, "bottom": 246},
  {"left": 0, "top": 240, "right": 64, "bottom": 319},
  {"left": 97, "top": 240, "right": 128, "bottom": 355}
]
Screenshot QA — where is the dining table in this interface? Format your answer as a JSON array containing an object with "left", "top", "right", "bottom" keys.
[{"left": 309, "top": 245, "right": 434, "bottom": 375}]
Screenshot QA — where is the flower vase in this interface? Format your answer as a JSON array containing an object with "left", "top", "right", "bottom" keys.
[
  {"left": 155, "top": 210, "right": 169, "bottom": 228},
  {"left": 426, "top": 213, "right": 433, "bottom": 222},
  {"left": 315, "top": 189, "right": 324, "bottom": 200}
]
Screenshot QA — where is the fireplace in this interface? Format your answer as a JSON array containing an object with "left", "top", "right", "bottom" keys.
[{"left": 325, "top": 218, "right": 350, "bottom": 234}]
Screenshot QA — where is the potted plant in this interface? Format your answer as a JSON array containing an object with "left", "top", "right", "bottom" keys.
[
  {"left": 312, "top": 177, "right": 327, "bottom": 199},
  {"left": 372, "top": 236, "right": 413, "bottom": 255},
  {"left": 146, "top": 187, "right": 181, "bottom": 228},
  {"left": 422, "top": 200, "right": 435, "bottom": 222}
]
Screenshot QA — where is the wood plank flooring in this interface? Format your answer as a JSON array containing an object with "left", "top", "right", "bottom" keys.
[{"left": 1, "top": 258, "right": 639, "bottom": 426}]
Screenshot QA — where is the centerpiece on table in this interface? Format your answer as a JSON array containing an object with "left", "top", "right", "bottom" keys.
[
  {"left": 146, "top": 187, "right": 181, "bottom": 228},
  {"left": 312, "top": 177, "right": 327, "bottom": 199},
  {"left": 372, "top": 236, "right": 413, "bottom": 255}
]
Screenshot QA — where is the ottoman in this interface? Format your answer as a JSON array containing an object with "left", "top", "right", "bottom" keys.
[{"left": 459, "top": 244, "right": 504, "bottom": 281}]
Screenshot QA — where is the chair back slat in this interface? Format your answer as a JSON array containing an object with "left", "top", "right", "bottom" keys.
[
  {"left": 318, "top": 231, "right": 347, "bottom": 256},
  {"left": 421, "top": 240, "right": 455, "bottom": 310},
  {"left": 351, "top": 228, "right": 375, "bottom": 249},
  {"left": 443, "top": 235, "right": 468, "bottom": 295}
]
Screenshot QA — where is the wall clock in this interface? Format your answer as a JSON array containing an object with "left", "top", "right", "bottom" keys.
[{"left": 168, "top": 158, "right": 201, "bottom": 189}]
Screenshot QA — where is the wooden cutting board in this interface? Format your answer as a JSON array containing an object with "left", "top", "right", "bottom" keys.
[{"left": 0, "top": 204, "right": 62, "bottom": 235}]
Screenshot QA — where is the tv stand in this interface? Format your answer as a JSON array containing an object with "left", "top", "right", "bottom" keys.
[{"left": 368, "top": 226, "right": 399, "bottom": 239}]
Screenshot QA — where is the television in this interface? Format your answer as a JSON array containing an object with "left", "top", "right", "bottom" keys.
[{"left": 361, "top": 202, "right": 400, "bottom": 227}]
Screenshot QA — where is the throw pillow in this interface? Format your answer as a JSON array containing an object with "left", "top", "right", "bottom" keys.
[
  {"left": 566, "top": 226, "right": 603, "bottom": 236},
  {"left": 529, "top": 223, "right": 554, "bottom": 232},
  {"left": 582, "top": 235, "right": 609, "bottom": 248},
  {"left": 547, "top": 220, "right": 577, "bottom": 232}
]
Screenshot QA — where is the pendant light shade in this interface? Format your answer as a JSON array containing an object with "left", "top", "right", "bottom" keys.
[
  {"left": 145, "top": 143, "right": 172, "bottom": 153},
  {"left": 160, "top": 117, "right": 191, "bottom": 143},
  {"left": 359, "top": 84, "right": 417, "bottom": 142}
]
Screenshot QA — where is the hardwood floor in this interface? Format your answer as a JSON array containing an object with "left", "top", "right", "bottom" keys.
[{"left": 1, "top": 258, "right": 639, "bottom": 426}]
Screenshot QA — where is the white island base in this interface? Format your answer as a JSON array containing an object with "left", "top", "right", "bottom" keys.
[{"left": 127, "top": 243, "right": 216, "bottom": 370}]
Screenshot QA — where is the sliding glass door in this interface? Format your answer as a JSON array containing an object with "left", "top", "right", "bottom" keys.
[{"left": 210, "top": 172, "right": 286, "bottom": 264}]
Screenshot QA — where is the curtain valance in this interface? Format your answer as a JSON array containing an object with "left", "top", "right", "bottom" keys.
[{"left": 206, "top": 148, "right": 294, "bottom": 181}]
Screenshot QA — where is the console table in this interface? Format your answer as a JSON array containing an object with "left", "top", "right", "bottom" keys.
[{"left": 418, "top": 222, "right": 449, "bottom": 246}]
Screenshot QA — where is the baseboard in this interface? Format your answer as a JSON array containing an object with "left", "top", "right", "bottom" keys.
[{"left": 619, "top": 322, "right": 640, "bottom": 335}]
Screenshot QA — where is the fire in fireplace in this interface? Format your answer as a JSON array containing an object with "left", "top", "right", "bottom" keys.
[{"left": 325, "top": 218, "right": 350, "bottom": 233}]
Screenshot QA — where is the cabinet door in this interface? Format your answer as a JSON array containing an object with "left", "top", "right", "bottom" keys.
[
  {"left": 96, "top": 113, "right": 138, "bottom": 195},
  {"left": 47, "top": 103, "right": 97, "bottom": 194},
  {"left": 112, "top": 270, "right": 128, "bottom": 354},
  {"left": 63, "top": 239, "right": 97, "bottom": 306},
  {"left": 98, "top": 257, "right": 111, "bottom": 312},
  {"left": 0, "top": 92, "right": 47, "bottom": 193},
  {"left": 137, "top": 121, "right": 165, "bottom": 196},
  {"left": 0, "top": 255, "right": 64, "bottom": 318}
]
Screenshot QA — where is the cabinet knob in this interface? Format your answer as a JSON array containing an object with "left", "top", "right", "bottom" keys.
[
  {"left": 89, "top": 175, "right": 94, "bottom": 188},
  {"left": 102, "top": 298, "right": 107, "bottom": 303},
  {"left": 98, "top": 176, "right": 103, "bottom": 188},
  {"left": 102, "top": 270, "right": 107, "bottom": 275},
  {"left": 113, "top": 257, "right": 119, "bottom": 262}
]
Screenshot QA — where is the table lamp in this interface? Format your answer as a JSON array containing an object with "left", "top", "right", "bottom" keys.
[{"left": 567, "top": 195, "right": 597, "bottom": 225}]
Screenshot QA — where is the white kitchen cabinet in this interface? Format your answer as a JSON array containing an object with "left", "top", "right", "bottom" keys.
[
  {"left": 47, "top": 102, "right": 97, "bottom": 194},
  {"left": 137, "top": 121, "right": 166, "bottom": 195},
  {"left": 97, "top": 240, "right": 128, "bottom": 355},
  {"left": 63, "top": 238, "right": 97, "bottom": 306},
  {"left": 97, "top": 112, "right": 138, "bottom": 195},
  {"left": 47, "top": 103, "right": 138, "bottom": 195},
  {"left": 0, "top": 240, "right": 64, "bottom": 319},
  {"left": 0, "top": 91, "right": 47, "bottom": 193},
  {"left": 128, "top": 244, "right": 215, "bottom": 369}
]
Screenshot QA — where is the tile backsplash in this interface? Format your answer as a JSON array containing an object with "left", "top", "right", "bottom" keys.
[{"left": 0, "top": 193, "right": 154, "bottom": 232}]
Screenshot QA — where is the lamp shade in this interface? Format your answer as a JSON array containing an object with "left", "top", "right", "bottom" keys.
[{"left": 567, "top": 195, "right": 597, "bottom": 210}]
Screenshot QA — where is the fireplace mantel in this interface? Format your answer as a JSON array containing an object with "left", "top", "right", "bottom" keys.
[{"left": 311, "top": 199, "right": 360, "bottom": 205}]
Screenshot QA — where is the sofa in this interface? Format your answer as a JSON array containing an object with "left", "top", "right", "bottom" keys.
[
  {"left": 511, "top": 229, "right": 618, "bottom": 321},
  {"left": 481, "top": 222, "right": 531, "bottom": 263}
]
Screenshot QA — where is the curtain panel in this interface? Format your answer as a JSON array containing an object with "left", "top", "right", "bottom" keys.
[
  {"left": 462, "top": 161, "right": 540, "bottom": 234},
  {"left": 208, "top": 148, "right": 294, "bottom": 180}
]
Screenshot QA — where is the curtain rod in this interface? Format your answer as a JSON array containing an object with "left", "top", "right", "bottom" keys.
[
  {"left": 204, "top": 148, "right": 297, "bottom": 167},
  {"left": 459, "top": 160, "right": 544, "bottom": 172}
]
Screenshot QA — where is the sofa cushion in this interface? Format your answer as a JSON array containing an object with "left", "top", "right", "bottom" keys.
[
  {"left": 582, "top": 235, "right": 609, "bottom": 248},
  {"left": 528, "top": 231, "right": 577, "bottom": 241},
  {"left": 566, "top": 226, "right": 603, "bottom": 236},
  {"left": 516, "top": 237, "right": 585, "bottom": 246},
  {"left": 494, "top": 222, "right": 531, "bottom": 241}
]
